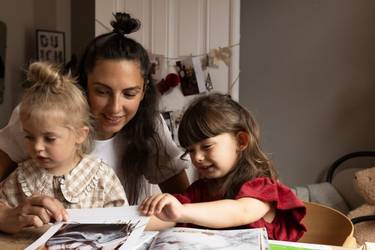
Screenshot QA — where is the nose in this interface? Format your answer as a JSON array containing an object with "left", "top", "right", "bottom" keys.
[
  {"left": 107, "top": 94, "right": 122, "bottom": 114},
  {"left": 33, "top": 139, "right": 45, "bottom": 153},
  {"left": 192, "top": 150, "right": 205, "bottom": 164}
]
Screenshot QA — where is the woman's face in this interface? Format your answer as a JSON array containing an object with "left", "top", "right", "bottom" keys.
[{"left": 87, "top": 59, "right": 145, "bottom": 140}]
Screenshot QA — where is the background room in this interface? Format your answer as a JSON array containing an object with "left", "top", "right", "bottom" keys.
[{"left": 2, "top": 0, "right": 375, "bottom": 194}]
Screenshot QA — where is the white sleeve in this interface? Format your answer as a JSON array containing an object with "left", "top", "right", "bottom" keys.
[
  {"left": 142, "top": 114, "right": 190, "bottom": 184},
  {"left": 0, "top": 105, "right": 29, "bottom": 162}
]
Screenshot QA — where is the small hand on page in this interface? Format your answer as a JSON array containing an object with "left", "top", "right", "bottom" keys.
[{"left": 139, "top": 193, "right": 184, "bottom": 222}]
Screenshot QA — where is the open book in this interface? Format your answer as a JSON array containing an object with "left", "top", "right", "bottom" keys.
[
  {"left": 25, "top": 206, "right": 149, "bottom": 250},
  {"left": 20, "top": 206, "right": 271, "bottom": 250}
]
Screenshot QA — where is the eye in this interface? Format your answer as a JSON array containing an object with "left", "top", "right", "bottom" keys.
[
  {"left": 94, "top": 87, "right": 110, "bottom": 96},
  {"left": 122, "top": 90, "right": 138, "bottom": 99},
  {"left": 202, "top": 144, "right": 213, "bottom": 150},
  {"left": 181, "top": 148, "right": 195, "bottom": 159},
  {"left": 24, "top": 135, "right": 34, "bottom": 141},
  {"left": 187, "top": 148, "right": 195, "bottom": 154},
  {"left": 44, "top": 136, "right": 56, "bottom": 143}
]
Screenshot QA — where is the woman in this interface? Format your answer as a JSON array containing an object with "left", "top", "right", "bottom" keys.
[{"left": 0, "top": 12, "right": 189, "bottom": 231}]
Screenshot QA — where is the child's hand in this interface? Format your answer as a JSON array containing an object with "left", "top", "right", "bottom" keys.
[
  {"left": 0, "top": 195, "right": 68, "bottom": 233},
  {"left": 139, "top": 193, "right": 184, "bottom": 222}
]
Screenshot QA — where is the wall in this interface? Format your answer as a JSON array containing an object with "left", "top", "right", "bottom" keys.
[
  {"left": 0, "top": 0, "right": 71, "bottom": 128},
  {"left": 71, "top": 0, "right": 94, "bottom": 58},
  {"left": 95, "top": 0, "right": 240, "bottom": 112},
  {"left": 0, "top": 0, "right": 34, "bottom": 127},
  {"left": 240, "top": 0, "right": 375, "bottom": 187}
]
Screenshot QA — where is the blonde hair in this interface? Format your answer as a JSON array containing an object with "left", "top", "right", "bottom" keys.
[{"left": 20, "top": 61, "right": 94, "bottom": 155}]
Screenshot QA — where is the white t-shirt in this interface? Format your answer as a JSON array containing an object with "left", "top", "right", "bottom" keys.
[{"left": 0, "top": 106, "right": 190, "bottom": 188}]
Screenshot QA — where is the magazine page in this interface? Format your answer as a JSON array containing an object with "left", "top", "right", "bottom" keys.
[
  {"left": 25, "top": 206, "right": 149, "bottom": 250},
  {"left": 149, "top": 227, "right": 269, "bottom": 250},
  {"left": 134, "top": 231, "right": 160, "bottom": 250}
]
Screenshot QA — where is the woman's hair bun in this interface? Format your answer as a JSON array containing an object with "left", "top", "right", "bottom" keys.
[{"left": 111, "top": 12, "right": 141, "bottom": 36}]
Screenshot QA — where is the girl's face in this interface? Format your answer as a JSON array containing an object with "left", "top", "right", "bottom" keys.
[
  {"left": 21, "top": 115, "right": 87, "bottom": 175},
  {"left": 87, "top": 59, "right": 145, "bottom": 140},
  {"left": 186, "top": 133, "right": 241, "bottom": 179}
]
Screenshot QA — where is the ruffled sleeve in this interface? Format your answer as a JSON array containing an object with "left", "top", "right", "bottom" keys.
[{"left": 235, "top": 177, "right": 306, "bottom": 241}]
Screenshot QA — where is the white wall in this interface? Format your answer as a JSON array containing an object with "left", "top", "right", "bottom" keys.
[
  {"left": 95, "top": 0, "right": 240, "bottom": 112},
  {"left": 240, "top": 0, "right": 375, "bottom": 187}
]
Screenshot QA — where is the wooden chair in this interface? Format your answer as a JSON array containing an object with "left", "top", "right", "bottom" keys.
[{"left": 298, "top": 201, "right": 357, "bottom": 248}]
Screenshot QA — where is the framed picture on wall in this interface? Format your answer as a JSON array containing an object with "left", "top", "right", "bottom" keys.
[{"left": 36, "top": 29, "right": 65, "bottom": 64}]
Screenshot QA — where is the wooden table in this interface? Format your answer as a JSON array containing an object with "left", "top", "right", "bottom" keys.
[{"left": 0, "top": 226, "right": 49, "bottom": 250}]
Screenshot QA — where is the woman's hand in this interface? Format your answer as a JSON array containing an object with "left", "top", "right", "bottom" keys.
[
  {"left": 139, "top": 193, "right": 184, "bottom": 222},
  {"left": 0, "top": 195, "right": 68, "bottom": 233}
]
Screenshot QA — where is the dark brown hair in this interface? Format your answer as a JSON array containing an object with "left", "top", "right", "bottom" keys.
[
  {"left": 178, "top": 92, "right": 277, "bottom": 198},
  {"left": 77, "top": 12, "right": 165, "bottom": 204}
]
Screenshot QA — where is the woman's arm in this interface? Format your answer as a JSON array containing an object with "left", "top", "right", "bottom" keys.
[
  {"left": 158, "top": 170, "right": 189, "bottom": 194},
  {"left": 0, "top": 149, "right": 17, "bottom": 181},
  {"left": 0, "top": 105, "right": 29, "bottom": 181},
  {"left": 154, "top": 115, "right": 190, "bottom": 194}
]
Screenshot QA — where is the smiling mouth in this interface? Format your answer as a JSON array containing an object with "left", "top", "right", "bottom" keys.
[
  {"left": 103, "top": 114, "right": 125, "bottom": 123},
  {"left": 198, "top": 165, "right": 215, "bottom": 172}
]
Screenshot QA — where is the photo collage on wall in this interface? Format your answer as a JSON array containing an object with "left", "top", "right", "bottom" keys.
[{"left": 162, "top": 110, "right": 184, "bottom": 145}]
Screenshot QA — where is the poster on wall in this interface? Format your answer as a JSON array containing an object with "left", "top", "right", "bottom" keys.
[{"left": 36, "top": 29, "right": 65, "bottom": 64}]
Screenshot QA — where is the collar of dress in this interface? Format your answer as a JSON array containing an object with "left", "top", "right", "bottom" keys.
[{"left": 16, "top": 155, "right": 105, "bottom": 203}]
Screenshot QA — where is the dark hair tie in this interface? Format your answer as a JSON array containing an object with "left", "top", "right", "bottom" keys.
[
  {"left": 110, "top": 12, "right": 141, "bottom": 36},
  {"left": 113, "top": 27, "right": 126, "bottom": 36}
]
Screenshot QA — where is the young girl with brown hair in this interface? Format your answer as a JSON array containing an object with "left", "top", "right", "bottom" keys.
[{"left": 141, "top": 93, "right": 306, "bottom": 241}]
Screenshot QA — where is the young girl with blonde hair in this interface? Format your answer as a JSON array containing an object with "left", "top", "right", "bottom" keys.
[
  {"left": 0, "top": 62, "right": 126, "bottom": 233},
  {"left": 141, "top": 93, "right": 306, "bottom": 241}
]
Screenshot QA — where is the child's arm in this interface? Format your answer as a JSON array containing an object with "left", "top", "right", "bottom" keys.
[
  {"left": 0, "top": 196, "right": 68, "bottom": 233},
  {"left": 178, "top": 198, "right": 273, "bottom": 228},
  {"left": 140, "top": 193, "right": 273, "bottom": 229},
  {"left": 144, "top": 215, "right": 176, "bottom": 231}
]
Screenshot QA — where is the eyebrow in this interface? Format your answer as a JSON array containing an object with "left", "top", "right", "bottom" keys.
[
  {"left": 23, "top": 129, "right": 57, "bottom": 136},
  {"left": 92, "top": 82, "right": 143, "bottom": 91}
]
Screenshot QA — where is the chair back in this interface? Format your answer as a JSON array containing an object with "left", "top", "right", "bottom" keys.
[{"left": 299, "top": 202, "right": 357, "bottom": 248}]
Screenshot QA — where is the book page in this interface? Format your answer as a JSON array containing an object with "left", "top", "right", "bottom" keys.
[
  {"left": 25, "top": 206, "right": 149, "bottom": 250},
  {"left": 149, "top": 227, "right": 269, "bottom": 250}
]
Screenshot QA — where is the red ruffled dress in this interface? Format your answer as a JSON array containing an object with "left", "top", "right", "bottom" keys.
[{"left": 174, "top": 177, "right": 306, "bottom": 241}]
